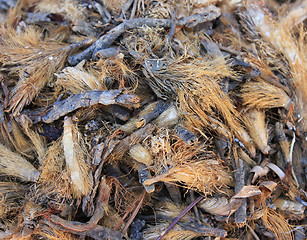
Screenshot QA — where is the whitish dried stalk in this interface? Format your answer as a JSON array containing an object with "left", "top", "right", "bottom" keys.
[
  {"left": 153, "top": 105, "right": 179, "bottom": 128},
  {"left": 129, "top": 143, "right": 153, "bottom": 166},
  {"left": 0, "top": 143, "right": 40, "bottom": 182},
  {"left": 63, "top": 117, "right": 91, "bottom": 197},
  {"left": 244, "top": 109, "right": 270, "bottom": 154}
]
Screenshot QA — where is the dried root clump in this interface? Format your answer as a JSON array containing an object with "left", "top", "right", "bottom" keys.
[
  {"left": 145, "top": 135, "right": 234, "bottom": 195},
  {"left": 241, "top": 80, "right": 292, "bottom": 110}
]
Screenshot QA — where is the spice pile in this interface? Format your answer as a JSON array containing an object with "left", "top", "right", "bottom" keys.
[{"left": 0, "top": 0, "right": 306, "bottom": 239}]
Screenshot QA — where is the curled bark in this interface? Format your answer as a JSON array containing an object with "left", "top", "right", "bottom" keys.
[{"left": 41, "top": 90, "right": 140, "bottom": 123}]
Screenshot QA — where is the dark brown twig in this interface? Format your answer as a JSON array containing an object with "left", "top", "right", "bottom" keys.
[
  {"left": 0, "top": 75, "right": 9, "bottom": 109},
  {"left": 234, "top": 159, "right": 248, "bottom": 226},
  {"left": 165, "top": 7, "right": 176, "bottom": 45},
  {"left": 122, "top": 190, "right": 146, "bottom": 234}
]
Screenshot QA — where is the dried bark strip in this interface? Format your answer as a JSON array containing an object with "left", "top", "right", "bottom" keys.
[
  {"left": 68, "top": 18, "right": 172, "bottom": 65},
  {"left": 101, "top": 105, "right": 131, "bottom": 121},
  {"left": 68, "top": 9, "right": 221, "bottom": 65},
  {"left": 41, "top": 90, "right": 140, "bottom": 123}
]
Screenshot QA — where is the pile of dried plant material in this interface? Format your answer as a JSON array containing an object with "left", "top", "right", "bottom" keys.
[{"left": 0, "top": 0, "right": 306, "bottom": 239}]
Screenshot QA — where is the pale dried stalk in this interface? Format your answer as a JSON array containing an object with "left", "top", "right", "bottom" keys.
[
  {"left": 18, "top": 115, "right": 46, "bottom": 165},
  {"left": 274, "top": 197, "right": 305, "bottom": 220},
  {"left": 63, "top": 117, "right": 91, "bottom": 197},
  {"left": 0, "top": 143, "right": 40, "bottom": 182},
  {"left": 129, "top": 143, "right": 153, "bottom": 166},
  {"left": 244, "top": 109, "right": 270, "bottom": 154},
  {"left": 153, "top": 105, "right": 179, "bottom": 128}
]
